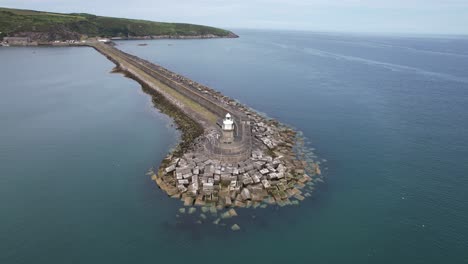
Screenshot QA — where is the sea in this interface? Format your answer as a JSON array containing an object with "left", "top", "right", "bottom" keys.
[{"left": 1, "top": 29, "right": 467, "bottom": 263}]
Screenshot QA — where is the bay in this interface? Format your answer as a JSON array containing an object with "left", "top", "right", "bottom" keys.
[{"left": 2, "top": 30, "right": 468, "bottom": 263}]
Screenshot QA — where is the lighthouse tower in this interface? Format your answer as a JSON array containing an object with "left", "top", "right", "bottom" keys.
[{"left": 221, "top": 113, "right": 234, "bottom": 143}]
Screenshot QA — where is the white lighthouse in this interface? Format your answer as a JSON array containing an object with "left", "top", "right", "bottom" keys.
[
  {"left": 222, "top": 113, "right": 234, "bottom": 130},
  {"left": 221, "top": 113, "right": 234, "bottom": 143}
]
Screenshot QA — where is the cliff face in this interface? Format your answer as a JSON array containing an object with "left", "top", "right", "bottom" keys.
[
  {"left": 0, "top": 7, "right": 238, "bottom": 41},
  {"left": 7, "top": 28, "right": 82, "bottom": 42}
]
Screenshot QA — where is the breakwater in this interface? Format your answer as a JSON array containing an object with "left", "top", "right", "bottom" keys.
[{"left": 90, "top": 42, "right": 323, "bottom": 230}]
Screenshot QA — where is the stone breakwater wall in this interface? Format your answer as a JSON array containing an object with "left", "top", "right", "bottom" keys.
[{"left": 90, "top": 43, "right": 323, "bottom": 218}]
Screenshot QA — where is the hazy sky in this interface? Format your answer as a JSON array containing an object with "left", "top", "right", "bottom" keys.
[{"left": 1, "top": 0, "right": 468, "bottom": 35}]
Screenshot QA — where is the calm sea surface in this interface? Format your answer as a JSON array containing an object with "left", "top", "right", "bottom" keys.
[{"left": 1, "top": 30, "right": 468, "bottom": 263}]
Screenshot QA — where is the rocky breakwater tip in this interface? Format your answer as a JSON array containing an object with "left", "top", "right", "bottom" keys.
[{"left": 149, "top": 101, "right": 324, "bottom": 214}]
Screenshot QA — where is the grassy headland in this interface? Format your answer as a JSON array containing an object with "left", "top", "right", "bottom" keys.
[{"left": 0, "top": 7, "right": 237, "bottom": 41}]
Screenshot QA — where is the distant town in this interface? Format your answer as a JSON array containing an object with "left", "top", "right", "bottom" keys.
[{"left": 1, "top": 36, "right": 111, "bottom": 46}]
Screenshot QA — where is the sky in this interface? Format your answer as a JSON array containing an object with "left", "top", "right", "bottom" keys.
[{"left": 1, "top": 0, "right": 468, "bottom": 35}]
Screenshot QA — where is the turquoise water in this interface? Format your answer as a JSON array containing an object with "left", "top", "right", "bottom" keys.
[{"left": 2, "top": 30, "right": 468, "bottom": 263}]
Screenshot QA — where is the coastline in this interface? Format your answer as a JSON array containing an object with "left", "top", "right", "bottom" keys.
[
  {"left": 111, "top": 32, "right": 239, "bottom": 40},
  {"left": 0, "top": 34, "right": 239, "bottom": 47}
]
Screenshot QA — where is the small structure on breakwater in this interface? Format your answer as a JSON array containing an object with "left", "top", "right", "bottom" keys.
[
  {"left": 221, "top": 113, "right": 234, "bottom": 144},
  {"left": 204, "top": 112, "right": 252, "bottom": 163}
]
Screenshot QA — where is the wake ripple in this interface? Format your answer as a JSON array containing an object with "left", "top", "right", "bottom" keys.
[{"left": 303, "top": 47, "right": 468, "bottom": 84}]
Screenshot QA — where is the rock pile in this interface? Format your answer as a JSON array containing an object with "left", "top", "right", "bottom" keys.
[{"left": 154, "top": 114, "right": 320, "bottom": 209}]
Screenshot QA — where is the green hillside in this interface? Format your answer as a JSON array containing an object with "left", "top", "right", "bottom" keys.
[{"left": 0, "top": 7, "right": 237, "bottom": 41}]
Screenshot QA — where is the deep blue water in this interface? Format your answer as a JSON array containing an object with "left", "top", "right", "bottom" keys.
[{"left": 1, "top": 30, "right": 468, "bottom": 263}]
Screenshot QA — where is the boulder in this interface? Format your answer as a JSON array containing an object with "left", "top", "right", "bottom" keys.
[
  {"left": 191, "top": 175, "right": 199, "bottom": 185},
  {"left": 203, "top": 182, "right": 214, "bottom": 193},
  {"left": 251, "top": 174, "right": 261, "bottom": 184},
  {"left": 204, "top": 207, "right": 214, "bottom": 216},
  {"left": 178, "top": 179, "right": 189, "bottom": 185},
  {"left": 272, "top": 159, "right": 281, "bottom": 168},
  {"left": 221, "top": 174, "right": 231, "bottom": 184},
  {"left": 225, "top": 196, "right": 232, "bottom": 207},
  {"left": 177, "top": 185, "right": 187, "bottom": 193},
  {"left": 221, "top": 211, "right": 231, "bottom": 219},
  {"left": 234, "top": 200, "right": 246, "bottom": 207},
  {"left": 228, "top": 208, "right": 238, "bottom": 217},
  {"left": 277, "top": 164, "right": 286, "bottom": 173},
  {"left": 194, "top": 195, "right": 205, "bottom": 206},
  {"left": 254, "top": 161, "right": 265, "bottom": 170},
  {"left": 165, "top": 164, "right": 176, "bottom": 173},
  {"left": 244, "top": 163, "right": 254, "bottom": 172},
  {"left": 267, "top": 173, "right": 278, "bottom": 180},
  {"left": 214, "top": 174, "right": 220, "bottom": 184},
  {"left": 294, "top": 194, "right": 305, "bottom": 201},
  {"left": 242, "top": 175, "right": 254, "bottom": 186},
  {"left": 262, "top": 180, "right": 271, "bottom": 189},
  {"left": 184, "top": 197, "right": 194, "bottom": 206},
  {"left": 240, "top": 188, "right": 251, "bottom": 200}
]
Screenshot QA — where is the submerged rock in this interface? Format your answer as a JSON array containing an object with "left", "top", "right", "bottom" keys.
[
  {"left": 209, "top": 206, "right": 218, "bottom": 215},
  {"left": 231, "top": 224, "right": 241, "bottom": 231},
  {"left": 294, "top": 194, "right": 305, "bottom": 201},
  {"left": 221, "top": 211, "right": 231, "bottom": 219},
  {"left": 228, "top": 208, "right": 238, "bottom": 217}
]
